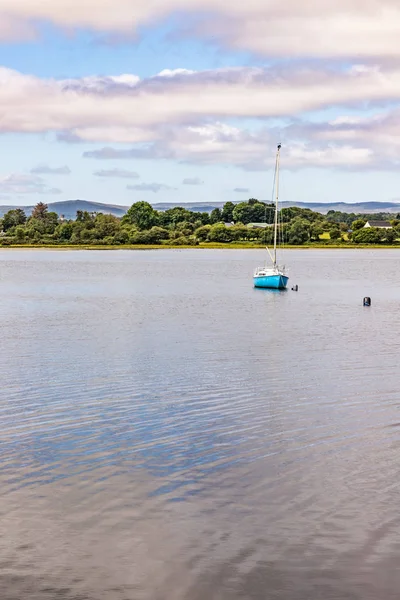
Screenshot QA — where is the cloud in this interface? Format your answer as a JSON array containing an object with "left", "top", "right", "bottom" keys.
[
  {"left": 6, "top": 65, "right": 400, "bottom": 145},
  {"left": 56, "top": 131, "right": 83, "bottom": 143},
  {"left": 0, "top": 174, "right": 62, "bottom": 195},
  {"left": 93, "top": 168, "right": 140, "bottom": 178},
  {"left": 126, "top": 183, "right": 176, "bottom": 193},
  {"left": 83, "top": 123, "right": 269, "bottom": 168},
  {"left": 286, "top": 111, "right": 400, "bottom": 169},
  {"left": 82, "top": 120, "right": 386, "bottom": 171},
  {"left": 84, "top": 145, "right": 173, "bottom": 159},
  {"left": 2, "top": 1, "right": 400, "bottom": 60},
  {"left": 234, "top": 187, "right": 249, "bottom": 193},
  {"left": 3, "top": 65, "right": 400, "bottom": 171},
  {"left": 182, "top": 177, "right": 203, "bottom": 185},
  {"left": 189, "top": 3, "right": 400, "bottom": 59},
  {"left": 30, "top": 164, "right": 71, "bottom": 175}
]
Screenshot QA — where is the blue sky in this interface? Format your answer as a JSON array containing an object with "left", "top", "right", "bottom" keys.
[{"left": 1, "top": 1, "right": 400, "bottom": 207}]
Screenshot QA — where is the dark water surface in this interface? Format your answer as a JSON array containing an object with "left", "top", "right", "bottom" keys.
[{"left": 1, "top": 248, "right": 400, "bottom": 600}]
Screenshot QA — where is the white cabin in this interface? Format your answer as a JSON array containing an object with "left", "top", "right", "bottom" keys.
[{"left": 364, "top": 220, "right": 392, "bottom": 229}]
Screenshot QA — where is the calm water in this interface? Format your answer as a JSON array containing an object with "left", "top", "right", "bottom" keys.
[{"left": 1, "top": 248, "right": 400, "bottom": 599}]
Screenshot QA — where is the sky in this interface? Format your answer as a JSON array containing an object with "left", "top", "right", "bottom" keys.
[{"left": 1, "top": 1, "right": 400, "bottom": 207}]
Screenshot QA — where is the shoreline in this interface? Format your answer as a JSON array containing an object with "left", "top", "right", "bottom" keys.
[{"left": 1, "top": 243, "right": 400, "bottom": 250}]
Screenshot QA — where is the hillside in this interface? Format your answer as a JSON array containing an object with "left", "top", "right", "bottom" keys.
[
  {"left": 154, "top": 201, "right": 400, "bottom": 214},
  {"left": 1, "top": 199, "right": 400, "bottom": 218},
  {"left": 0, "top": 200, "right": 127, "bottom": 219}
]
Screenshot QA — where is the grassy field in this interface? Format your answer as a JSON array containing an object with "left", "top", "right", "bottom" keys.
[{"left": 2, "top": 242, "right": 400, "bottom": 250}]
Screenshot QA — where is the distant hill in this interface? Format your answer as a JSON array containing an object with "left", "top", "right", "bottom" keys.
[
  {"left": 153, "top": 200, "right": 400, "bottom": 214},
  {"left": 1, "top": 198, "right": 400, "bottom": 218},
  {"left": 0, "top": 199, "right": 127, "bottom": 219},
  {"left": 278, "top": 201, "right": 400, "bottom": 215}
]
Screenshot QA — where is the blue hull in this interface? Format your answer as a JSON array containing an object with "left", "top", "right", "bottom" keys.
[{"left": 253, "top": 274, "right": 289, "bottom": 289}]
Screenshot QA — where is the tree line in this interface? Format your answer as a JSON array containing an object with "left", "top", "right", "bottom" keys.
[{"left": 0, "top": 200, "right": 399, "bottom": 246}]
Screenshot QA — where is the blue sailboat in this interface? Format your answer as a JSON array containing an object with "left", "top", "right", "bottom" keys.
[{"left": 253, "top": 144, "right": 289, "bottom": 290}]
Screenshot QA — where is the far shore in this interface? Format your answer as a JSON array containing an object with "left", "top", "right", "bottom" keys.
[{"left": 1, "top": 243, "right": 400, "bottom": 250}]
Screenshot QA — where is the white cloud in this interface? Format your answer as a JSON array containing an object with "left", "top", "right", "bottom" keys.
[
  {"left": 84, "top": 122, "right": 378, "bottom": 170},
  {"left": 2, "top": 1, "right": 400, "bottom": 59},
  {"left": 0, "top": 174, "right": 62, "bottom": 195},
  {"left": 182, "top": 177, "right": 204, "bottom": 185},
  {"left": 2, "top": 65, "right": 400, "bottom": 171},
  {"left": 294, "top": 111, "right": 400, "bottom": 168},
  {"left": 4, "top": 65, "right": 400, "bottom": 145},
  {"left": 234, "top": 187, "right": 249, "bottom": 193},
  {"left": 127, "top": 183, "right": 177, "bottom": 192},
  {"left": 30, "top": 164, "right": 71, "bottom": 175},
  {"left": 93, "top": 168, "right": 140, "bottom": 178},
  {"left": 286, "top": 144, "right": 373, "bottom": 168},
  {"left": 157, "top": 69, "right": 196, "bottom": 77}
]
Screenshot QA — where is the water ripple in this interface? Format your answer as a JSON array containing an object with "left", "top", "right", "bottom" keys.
[{"left": 1, "top": 249, "right": 400, "bottom": 599}]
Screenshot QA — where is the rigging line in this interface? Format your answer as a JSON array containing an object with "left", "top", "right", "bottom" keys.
[
  {"left": 263, "top": 147, "right": 278, "bottom": 258},
  {"left": 276, "top": 150, "right": 283, "bottom": 252},
  {"left": 266, "top": 151, "right": 278, "bottom": 225}
]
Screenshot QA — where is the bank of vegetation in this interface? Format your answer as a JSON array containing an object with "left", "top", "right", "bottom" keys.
[{"left": 1, "top": 199, "right": 400, "bottom": 247}]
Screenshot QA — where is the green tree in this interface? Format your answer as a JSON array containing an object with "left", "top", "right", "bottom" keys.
[
  {"left": 210, "top": 208, "right": 222, "bottom": 224},
  {"left": 232, "top": 201, "right": 271, "bottom": 224},
  {"left": 188, "top": 211, "right": 209, "bottom": 225},
  {"left": 232, "top": 202, "right": 247, "bottom": 223},
  {"left": 55, "top": 222, "right": 73, "bottom": 241},
  {"left": 44, "top": 212, "right": 60, "bottom": 234},
  {"left": 147, "top": 226, "right": 170, "bottom": 243},
  {"left": 14, "top": 226, "right": 25, "bottom": 243},
  {"left": 129, "top": 227, "right": 169, "bottom": 244},
  {"left": 126, "top": 201, "right": 158, "bottom": 230},
  {"left": 208, "top": 224, "right": 233, "bottom": 243},
  {"left": 2, "top": 208, "right": 27, "bottom": 231},
  {"left": 175, "top": 221, "right": 195, "bottom": 236},
  {"left": 280, "top": 206, "right": 322, "bottom": 224},
  {"left": 199, "top": 212, "right": 210, "bottom": 225},
  {"left": 230, "top": 224, "right": 248, "bottom": 241},
  {"left": 221, "top": 202, "right": 235, "bottom": 222},
  {"left": 76, "top": 210, "right": 96, "bottom": 225},
  {"left": 385, "top": 229, "right": 396, "bottom": 244},
  {"left": 288, "top": 218, "right": 310, "bottom": 245},
  {"left": 280, "top": 207, "right": 302, "bottom": 223},
  {"left": 70, "top": 229, "right": 82, "bottom": 244},
  {"left": 80, "top": 228, "right": 96, "bottom": 243},
  {"left": 328, "top": 224, "right": 341, "bottom": 240},
  {"left": 310, "top": 221, "right": 324, "bottom": 241},
  {"left": 351, "top": 219, "right": 366, "bottom": 231},
  {"left": 166, "top": 235, "right": 197, "bottom": 246},
  {"left": 351, "top": 227, "right": 384, "bottom": 244},
  {"left": 258, "top": 226, "right": 274, "bottom": 245},
  {"left": 195, "top": 225, "right": 212, "bottom": 242},
  {"left": 113, "top": 230, "right": 130, "bottom": 244},
  {"left": 102, "top": 235, "right": 117, "bottom": 246},
  {"left": 159, "top": 207, "right": 192, "bottom": 227},
  {"left": 27, "top": 218, "right": 46, "bottom": 236},
  {"left": 94, "top": 214, "right": 120, "bottom": 239}
]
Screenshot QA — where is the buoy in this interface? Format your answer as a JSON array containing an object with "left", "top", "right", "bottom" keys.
[
  {"left": 363, "top": 297, "right": 371, "bottom": 306},
  {"left": 291, "top": 285, "right": 298, "bottom": 291}
]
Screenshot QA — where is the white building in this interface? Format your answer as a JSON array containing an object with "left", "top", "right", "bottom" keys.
[{"left": 364, "top": 220, "right": 392, "bottom": 229}]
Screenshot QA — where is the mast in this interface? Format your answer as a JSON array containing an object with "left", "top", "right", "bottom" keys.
[{"left": 273, "top": 143, "right": 281, "bottom": 267}]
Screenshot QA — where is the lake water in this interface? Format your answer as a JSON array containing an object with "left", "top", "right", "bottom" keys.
[{"left": 1, "top": 248, "right": 400, "bottom": 600}]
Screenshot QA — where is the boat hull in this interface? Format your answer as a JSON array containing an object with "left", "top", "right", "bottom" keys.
[{"left": 253, "top": 274, "right": 289, "bottom": 289}]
